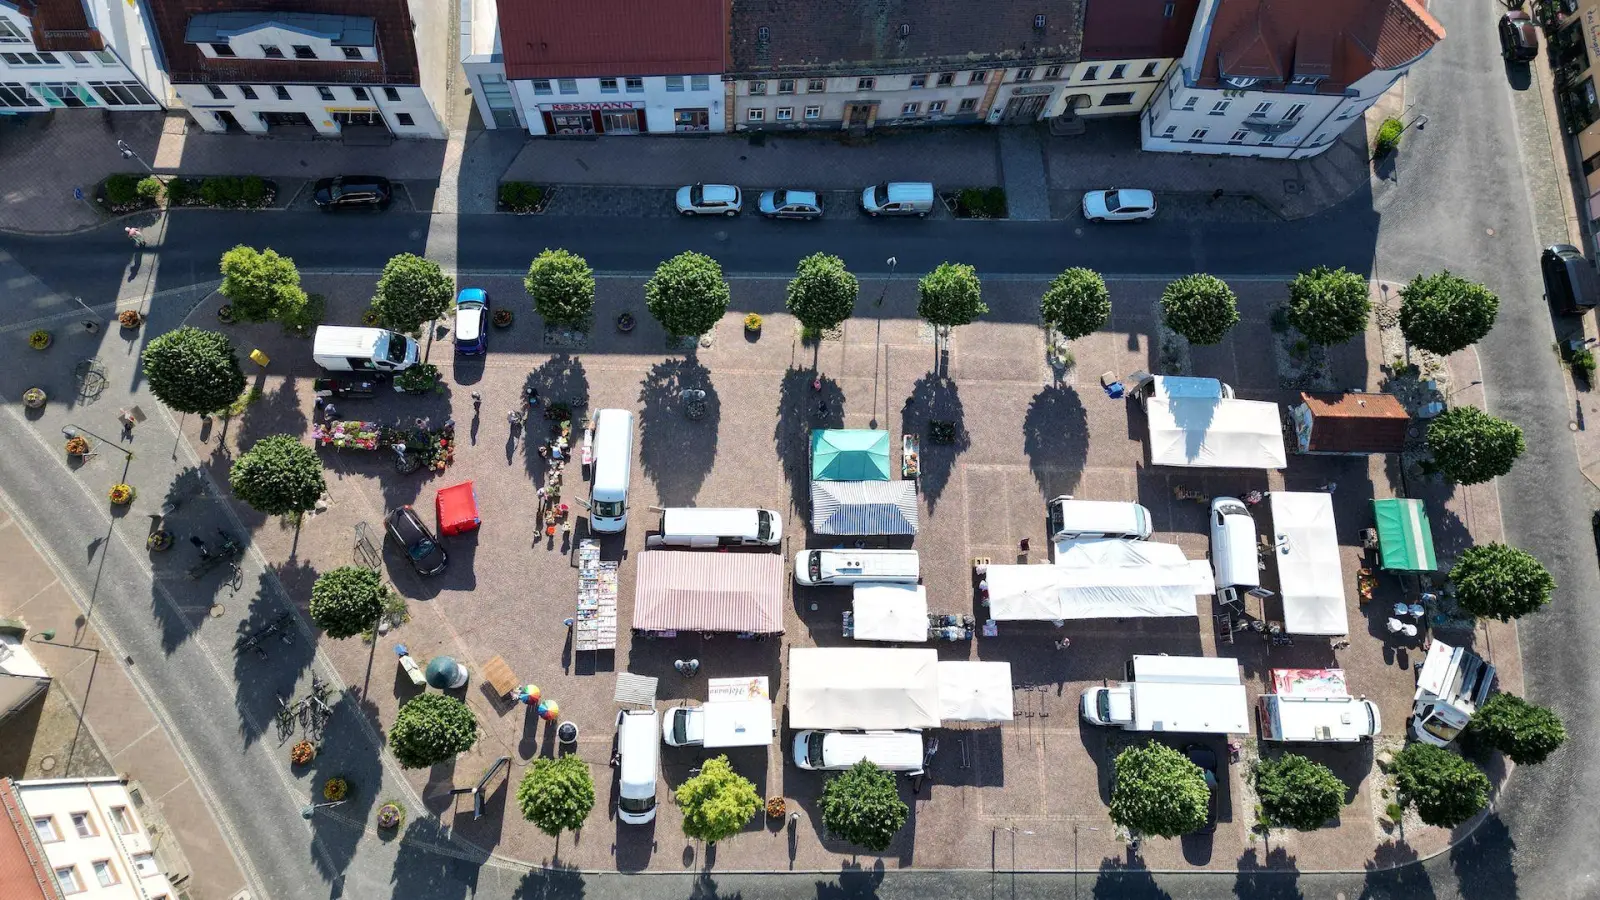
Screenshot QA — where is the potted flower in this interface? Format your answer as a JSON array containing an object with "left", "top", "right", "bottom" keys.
[
  {"left": 323, "top": 776, "right": 349, "bottom": 802},
  {"left": 108, "top": 484, "right": 136, "bottom": 505},
  {"left": 376, "top": 801, "right": 405, "bottom": 830},
  {"left": 766, "top": 796, "right": 786, "bottom": 819},
  {"left": 118, "top": 309, "right": 143, "bottom": 329},
  {"left": 394, "top": 363, "right": 440, "bottom": 395},
  {"left": 492, "top": 308, "right": 514, "bottom": 328},
  {"left": 291, "top": 740, "right": 316, "bottom": 766},
  {"left": 65, "top": 436, "right": 90, "bottom": 456},
  {"left": 744, "top": 313, "right": 763, "bottom": 333},
  {"left": 616, "top": 311, "right": 636, "bottom": 333},
  {"left": 217, "top": 304, "right": 235, "bottom": 325},
  {"left": 29, "top": 329, "right": 51, "bottom": 350},
  {"left": 147, "top": 530, "right": 173, "bottom": 552},
  {"left": 23, "top": 388, "right": 46, "bottom": 409}
]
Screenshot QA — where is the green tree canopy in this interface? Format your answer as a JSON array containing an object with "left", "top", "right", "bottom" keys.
[
  {"left": 228, "top": 435, "right": 326, "bottom": 516},
  {"left": 524, "top": 249, "right": 596, "bottom": 326},
  {"left": 1450, "top": 543, "right": 1555, "bottom": 622},
  {"left": 1161, "top": 274, "right": 1239, "bottom": 346},
  {"left": 917, "top": 262, "right": 987, "bottom": 329},
  {"left": 219, "top": 245, "right": 307, "bottom": 323},
  {"left": 1398, "top": 271, "right": 1499, "bottom": 356},
  {"left": 388, "top": 694, "right": 479, "bottom": 769},
  {"left": 645, "top": 251, "right": 731, "bottom": 337},
  {"left": 373, "top": 253, "right": 454, "bottom": 333},
  {"left": 1255, "top": 753, "right": 1347, "bottom": 831},
  {"left": 516, "top": 755, "right": 596, "bottom": 837},
  {"left": 1467, "top": 692, "right": 1567, "bottom": 765},
  {"left": 674, "top": 755, "right": 760, "bottom": 843},
  {"left": 1040, "top": 267, "right": 1112, "bottom": 341},
  {"left": 1393, "top": 742, "right": 1489, "bottom": 828},
  {"left": 1426, "top": 405, "right": 1525, "bottom": 485},
  {"left": 141, "top": 327, "right": 246, "bottom": 416},
  {"left": 1108, "top": 742, "right": 1209, "bottom": 838},
  {"left": 786, "top": 252, "right": 859, "bottom": 333},
  {"left": 1286, "top": 266, "right": 1371, "bottom": 345},
  {"left": 308, "top": 566, "right": 389, "bottom": 639},
  {"left": 820, "top": 760, "right": 908, "bottom": 852}
]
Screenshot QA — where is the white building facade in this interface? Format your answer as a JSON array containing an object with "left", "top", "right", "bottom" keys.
[
  {"left": 13, "top": 777, "right": 179, "bottom": 899},
  {"left": 732, "top": 65, "right": 1068, "bottom": 132},
  {"left": 514, "top": 73, "right": 722, "bottom": 135},
  {"left": 0, "top": 0, "right": 166, "bottom": 115}
]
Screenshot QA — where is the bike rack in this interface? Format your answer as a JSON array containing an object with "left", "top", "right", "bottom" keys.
[{"left": 353, "top": 522, "right": 382, "bottom": 571}]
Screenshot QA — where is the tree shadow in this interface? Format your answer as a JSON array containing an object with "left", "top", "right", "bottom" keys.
[
  {"left": 1451, "top": 814, "right": 1516, "bottom": 900},
  {"left": 1090, "top": 849, "right": 1171, "bottom": 899},
  {"left": 814, "top": 859, "right": 884, "bottom": 900},
  {"left": 512, "top": 860, "right": 585, "bottom": 899},
  {"left": 1023, "top": 384, "right": 1090, "bottom": 498},
  {"left": 232, "top": 567, "right": 315, "bottom": 749},
  {"left": 637, "top": 355, "right": 719, "bottom": 506},
  {"left": 900, "top": 371, "right": 968, "bottom": 511},
  {"left": 1363, "top": 838, "right": 1435, "bottom": 899},
  {"left": 522, "top": 354, "right": 591, "bottom": 484},
  {"left": 389, "top": 817, "right": 482, "bottom": 900},
  {"left": 307, "top": 689, "right": 383, "bottom": 888},
  {"left": 1234, "top": 844, "right": 1303, "bottom": 899},
  {"left": 775, "top": 369, "right": 846, "bottom": 518},
  {"left": 234, "top": 375, "right": 309, "bottom": 451}
]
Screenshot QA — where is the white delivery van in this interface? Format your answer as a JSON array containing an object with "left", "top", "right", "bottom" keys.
[
  {"left": 649, "top": 508, "right": 782, "bottom": 548},
  {"left": 584, "top": 409, "right": 635, "bottom": 533},
  {"left": 1209, "top": 497, "right": 1261, "bottom": 602},
  {"left": 1411, "top": 641, "right": 1495, "bottom": 747},
  {"left": 1047, "top": 496, "right": 1153, "bottom": 542},
  {"left": 792, "top": 730, "right": 924, "bottom": 774},
  {"left": 860, "top": 182, "right": 934, "bottom": 217},
  {"left": 1081, "top": 655, "right": 1250, "bottom": 734},
  {"left": 615, "top": 709, "right": 659, "bottom": 824},
  {"left": 794, "top": 549, "right": 920, "bottom": 586},
  {"left": 1133, "top": 374, "right": 1235, "bottom": 410},
  {"left": 312, "top": 325, "right": 420, "bottom": 373},
  {"left": 1259, "top": 694, "right": 1380, "bottom": 742}
]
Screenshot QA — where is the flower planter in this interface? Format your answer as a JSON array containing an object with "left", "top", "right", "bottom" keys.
[
  {"left": 376, "top": 802, "right": 405, "bottom": 830},
  {"left": 217, "top": 305, "right": 235, "bottom": 325},
  {"left": 743, "top": 313, "right": 763, "bottom": 333},
  {"left": 616, "top": 313, "right": 636, "bottom": 333},
  {"left": 29, "top": 330, "right": 52, "bottom": 351},
  {"left": 147, "top": 530, "right": 173, "bottom": 552},
  {"left": 23, "top": 388, "right": 46, "bottom": 409},
  {"left": 108, "top": 484, "right": 136, "bottom": 505},
  {"left": 291, "top": 741, "right": 316, "bottom": 765},
  {"left": 323, "top": 776, "right": 349, "bottom": 802},
  {"left": 65, "top": 436, "right": 90, "bottom": 456},
  {"left": 492, "top": 310, "right": 514, "bottom": 329},
  {"left": 766, "top": 796, "right": 786, "bottom": 819},
  {"left": 118, "top": 310, "right": 143, "bottom": 330}
]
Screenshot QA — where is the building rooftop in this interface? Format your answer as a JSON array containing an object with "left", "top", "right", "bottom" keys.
[
  {"left": 21, "top": 0, "right": 105, "bottom": 52},
  {"left": 147, "top": 0, "right": 418, "bottom": 85},
  {"left": 1080, "top": 0, "right": 1198, "bottom": 62},
  {"left": 1198, "top": 0, "right": 1444, "bottom": 92},
  {"left": 184, "top": 12, "right": 376, "bottom": 47},
  {"left": 500, "top": 0, "right": 726, "bottom": 79},
  {"left": 0, "top": 780, "right": 56, "bottom": 900}
]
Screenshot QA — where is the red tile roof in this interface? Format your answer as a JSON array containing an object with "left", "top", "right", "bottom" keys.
[
  {"left": 1081, "top": 0, "right": 1198, "bottom": 62},
  {"left": 1299, "top": 392, "right": 1409, "bottom": 454},
  {"left": 144, "top": 0, "right": 419, "bottom": 85},
  {"left": 0, "top": 780, "right": 59, "bottom": 900},
  {"left": 1198, "top": 0, "right": 1443, "bottom": 92},
  {"left": 24, "top": 0, "right": 106, "bottom": 52},
  {"left": 501, "top": 0, "right": 728, "bottom": 80}
]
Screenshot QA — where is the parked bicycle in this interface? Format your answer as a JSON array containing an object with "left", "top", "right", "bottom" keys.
[{"left": 186, "top": 529, "right": 243, "bottom": 580}]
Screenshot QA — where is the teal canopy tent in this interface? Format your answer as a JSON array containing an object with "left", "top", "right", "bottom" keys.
[
  {"left": 810, "top": 429, "right": 891, "bottom": 481},
  {"left": 1372, "top": 498, "right": 1438, "bottom": 571}
]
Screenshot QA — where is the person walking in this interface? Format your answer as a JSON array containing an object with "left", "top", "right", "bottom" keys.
[{"left": 124, "top": 226, "right": 145, "bottom": 247}]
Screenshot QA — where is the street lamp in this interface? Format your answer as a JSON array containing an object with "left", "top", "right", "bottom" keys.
[
  {"left": 114, "top": 140, "right": 168, "bottom": 184},
  {"left": 30, "top": 632, "right": 102, "bottom": 777},
  {"left": 870, "top": 257, "right": 897, "bottom": 429},
  {"left": 300, "top": 800, "right": 346, "bottom": 819}
]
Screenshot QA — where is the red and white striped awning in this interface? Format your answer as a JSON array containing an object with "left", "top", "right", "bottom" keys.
[{"left": 633, "top": 551, "right": 785, "bottom": 633}]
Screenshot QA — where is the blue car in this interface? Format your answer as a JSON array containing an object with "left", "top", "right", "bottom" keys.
[{"left": 454, "top": 288, "right": 489, "bottom": 355}]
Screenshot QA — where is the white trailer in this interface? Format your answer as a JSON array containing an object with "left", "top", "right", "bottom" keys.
[
  {"left": 1080, "top": 655, "right": 1249, "bottom": 734},
  {"left": 1258, "top": 669, "right": 1380, "bottom": 742},
  {"left": 661, "top": 676, "right": 774, "bottom": 748}
]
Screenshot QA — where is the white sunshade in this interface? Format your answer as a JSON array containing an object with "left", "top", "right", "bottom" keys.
[
  {"left": 1146, "top": 397, "right": 1287, "bottom": 469},
  {"left": 852, "top": 583, "right": 929, "bottom": 642},
  {"left": 788, "top": 647, "right": 940, "bottom": 730},
  {"left": 1269, "top": 492, "right": 1349, "bottom": 635},
  {"left": 985, "top": 540, "right": 1211, "bottom": 621},
  {"left": 937, "top": 660, "right": 1014, "bottom": 722}
]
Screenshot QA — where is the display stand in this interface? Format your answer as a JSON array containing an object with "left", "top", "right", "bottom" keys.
[{"left": 574, "top": 539, "right": 617, "bottom": 656}]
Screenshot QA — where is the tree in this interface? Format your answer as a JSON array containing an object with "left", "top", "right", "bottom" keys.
[
  {"left": 1286, "top": 266, "right": 1371, "bottom": 345},
  {"left": 1468, "top": 692, "right": 1567, "bottom": 765},
  {"left": 228, "top": 435, "right": 326, "bottom": 516},
  {"left": 219, "top": 245, "right": 307, "bottom": 323},
  {"left": 373, "top": 253, "right": 454, "bottom": 333},
  {"left": 388, "top": 694, "right": 479, "bottom": 769},
  {"left": 819, "top": 760, "right": 908, "bottom": 852},
  {"left": 645, "top": 251, "right": 731, "bottom": 338},
  {"left": 308, "top": 566, "right": 389, "bottom": 639},
  {"left": 1398, "top": 271, "right": 1499, "bottom": 356},
  {"left": 917, "top": 262, "right": 987, "bottom": 330},
  {"left": 786, "top": 252, "right": 859, "bottom": 335},
  {"left": 1040, "top": 267, "right": 1111, "bottom": 341},
  {"left": 516, "top": 755, "right": 595, "bottom": 837},
  {"left": 1108, "top": 742, "right": 1209, "bottom": 838},
  {"left": 1255, "top": 753, "right": 1347, "bottom": 831},
  {"left": 1426, "top": 405, "right": 1525, "bottom": 485},
  {"left": 524, "top": 248, "right": 596, "bottom": 326},
  {"left": 674, "top": 755, "right": 760, "bottom": 844},
  {"left": 1393, "top": 742, "right": 1489, "bottom": 828},
  {"left": 141, "top": 327, "right": 246, "bottom": 416},
  {"left": 1160, "top": 274, "right": 1239, "bottom": 345},
  {"left": 1450, "top": 543, "right": 1555, "bottom": 621}
]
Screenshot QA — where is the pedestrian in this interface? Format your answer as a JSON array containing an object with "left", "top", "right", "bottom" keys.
[
  {"left": 1054, "top": 637, "right": 1071, "bottom": 651},
  {"left": 414, "top": 416, "right": 430, "bottom": 431},
  {"left": 321, "top": 401, "right": 338, "bottom": 422},
  {"left": 442, "top": 417, "right": 455, "bottom": 432},
  {"left": 685, "top": 659, "right": 700, "bottom": 677},
  {"left": 124, "top": 226, "right": 144, "bottom": 246},
  {"left": 508, "top": 409, "right": 523, "bottom": 428},
  {"left": 470, "top": 391, "right": 482, "bottom": 413},
  {"left": 190, "top": 535, "right": 210, "bottom": 558},
  {"left": 1019, "top": 537, "right": 1031, "bottom": 554}
]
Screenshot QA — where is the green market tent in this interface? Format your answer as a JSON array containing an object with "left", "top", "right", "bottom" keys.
[
  {"left": 811, "top": 429, "right": 891, "bottom": 482},
  {"left": 1372, "top": 498, "right": 1437, "bottom": 572}
]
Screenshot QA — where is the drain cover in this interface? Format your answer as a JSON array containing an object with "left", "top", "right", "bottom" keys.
[
  {"left": 210, "top": 604, "right": 226, "bottom": 618},
  {"left": 1283, "top": 179, "right": 1304, "bottom": 195},
  {"left": 39, "top": 755, "right": 56, "bottom": 772}
]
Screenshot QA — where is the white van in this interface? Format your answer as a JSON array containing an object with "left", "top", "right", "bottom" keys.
[
  {"left": 792, "top": 730, "right": 924, "bottom": 774},
  {"left": 615, "top": 709, "right": 659, "bottom": 824},
  {"left": 1133, "top": 374, "right": 1235, "bottom": 410},
  {"left": 794, "top": 549, "right": 919, "bottom": 586},
  {"left": 650, "top": 508, "right": 782, "bottom": 548},
  {"left": 1209, "top": 497, "right": 1261, "bottom": 597},
  {"left": 1047, "top": 496, "right": 1153, "bottom": 542},
  {"left": 585, "top": 409, "right": 634, "bottom": 533},
  {"left": 312, "top": 325, "right": 419, "bottom": 373},
  {"left": 861, "top": 182, "right": 934, "bottom": 217}
]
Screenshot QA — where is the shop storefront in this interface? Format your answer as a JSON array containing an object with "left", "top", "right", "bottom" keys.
[
  {"left": 539, "top": 101, "right": 646, "bottom": 135},
  {"left": 1555, "top": 0, "right": 1600, "bottom": 131},
  {"left": 673, "top": 108, "right": 710, "bottom": 132}
]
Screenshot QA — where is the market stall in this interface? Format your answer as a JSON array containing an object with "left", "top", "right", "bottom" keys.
[
  {"left": 1269, "top": 492, "right": 1349, "bottom": 635},
  {"left": 846, "top": 583, "right": 930, "bottom": 642},
  {"left": 811, "top": 429, "right": 892, "bottom": 481},
  {"left": 1145, "top": 396, "right": 1287, "bottom": 469},
  {"left": 811, "top": 480, "right": 920, "bottom": 535},
  {"left": 788, "top": 647, "right": 940, "bottom": 730},
  {"left": 574, "top": 540, "right": 617, "bottom": 653},
  {"left": 983, "top": 540, "right": 1211, "bottom": 621},
  {"left": 632, "top": 550, "right": 784, "bottom": 634},
  {"left": 937, "top": 660, "right": 1014, "bottom": 723},
  {"left": 435, "top": 482, "right": 480, "bottom": 535},
  {"left": 1371, "top": 498, "right": 1438, "bottom": 572}
]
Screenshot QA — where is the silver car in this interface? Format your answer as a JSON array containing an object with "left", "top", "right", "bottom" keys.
[
  {"left": 1082, "top": 188, "right": 1157, "bottom": 222},
  {"left": 758, "top": 189, "right": 823, "bottom": 220},
  {"left": 676, "top": 182, "right": 742, "bottom": 216}
]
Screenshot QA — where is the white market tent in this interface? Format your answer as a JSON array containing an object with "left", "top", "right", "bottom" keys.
[
  {"left": 1269, "top": 492, "right": 1350, "bottom": 635},
  {"left": 985, "top": 540, "right": 1212, "bottom": 621},
  {"left": 788, "top": 648, "right": 940, "bottom": 730},
  {"left": 851, "top": 583, "right": 929, "bottom": 642},
  {"left": 937, "top": 660, "right": 1014, "bottom": 722},
  {"left": 1146, "top": 396, "right": 1288, "bottom": 470}
]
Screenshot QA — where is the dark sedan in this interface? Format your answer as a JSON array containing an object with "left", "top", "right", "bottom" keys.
[
  {"left": 313, "top": 175, "right": 393, "bottom": 211},
  {"left": 1499, "top": 11, "right": 1538, "bottom": 62},
  {"left": 385, "top": 506, "right": 447, "bottom": 575}
]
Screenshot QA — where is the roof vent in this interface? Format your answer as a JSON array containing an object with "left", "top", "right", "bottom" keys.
[
  {"left": 757, "top": 25, "right": 769, "bottom": 42},
  {"left": 1034, "top": 14, "right": 1046, "bottom": 29},
  {"left": 899, "top": 23, "right": 912, "bottom": 38}
]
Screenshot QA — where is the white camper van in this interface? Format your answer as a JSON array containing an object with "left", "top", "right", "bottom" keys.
[
  {"left": 1080, "top": 655, "right": 1250, "bottom": 734},
  {"left": 1046, "top": 496, "right": 1153, "bottom": 542},
  {"left": 794, "top": 549, "right": 920, "bottom": 586},
  {"left": 792, "top": 730, "right": 924, "bottom": 774},
  {"left": 312, "top": 326, "right": 419, "bottom": 373},
  {"left": 649, "top": 508, "right": 782, "bottom": 548},
  {"left": 1258, "top": 669, "right": 1380, "bottom": 742},
  {"left": 615, "top": 709, "right": 659, "bottom": 824},
  {"left": 1411, "top": 641, "right": 1495, "bottom": 747},
  {"left": 1209, "top": 497, "right": 1261, "bottom": 604},
  {"left": 584, "top": 409, "right": 635, "bottom": 533}
]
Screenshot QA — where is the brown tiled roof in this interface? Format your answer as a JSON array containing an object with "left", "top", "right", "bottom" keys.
[
  {"left": 1198, "top": 0, "right": 1443, "bottom": 92},
  {"left": 729, "top": 0, "right": 1085, "bottom": 78},
  {"left": 1299, "top": 392, "right": 1409, "bottom": 454},
  {"left": 25, "top": 0, "right": 106, "bottom": 52},
  {"left": 1080, "top": 0, "right": 1198, "bottom": 62},
  {"left": 501, "top": 0, "right": 727, "bottom": 80},
  {"left": 145, "top": 0, "right": 418, "bottom": 85},
  {"left": 0, "top": 779, "right": 58, "bottom": 900}
]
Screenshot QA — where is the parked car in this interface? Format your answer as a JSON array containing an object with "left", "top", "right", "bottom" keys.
[
  {"left": 385, "top": 506, "right": 447, "bottom": 575},
  {"left": 1082, "top": 189, "right": 1156, "bottom": 222},
  {"left": 758, "top": 189, "right": 823, "bottom": 220},
  {"left": 861, "top": 181, "right": 934, "bottom": 217},
  {"left": 1499, "top": 11, "right": 1539, "bottom": 62},
  {"left": 676, "top": 183, "right": 742, "bottom": 216},
  {"left": 1183, "top": 743, "right": 1219, "bottom": 835},
  {"left": 454, "top": 288, "right": 489, "bottom": 355},
  {"left": 1541, "top": 244, "right": 1599, "bottom": 315},
  {"left": 313, "top": 175, "right": 392, "bottom": 211}
]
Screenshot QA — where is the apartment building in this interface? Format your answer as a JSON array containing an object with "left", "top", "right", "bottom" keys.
[
  {"left": 0, "top": 0, "right": 167, "bottom": 115},
  {"left": 1049, "top": 0, "right": 1198, "bottom": 122},
  {"left": 1, "top": 776, "right": 178, "bottom": 900}
]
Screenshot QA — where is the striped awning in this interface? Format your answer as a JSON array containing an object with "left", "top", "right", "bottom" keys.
[
  {"left": 633, "top": 551, "right": 785, "bottom": 633},
  {"left": 811, "top": 481, "right": 920, "bottom": 535}
]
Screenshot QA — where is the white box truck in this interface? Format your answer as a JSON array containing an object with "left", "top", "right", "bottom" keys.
[
  {"left": 661, "top": 677, "right": 774, "bottom": 748},
  {"left": 1080, "top": 655, "right": 1250, "bottom": 734},
  {"left": 312, "top": 325, "right": 419, "bottom": 372},
  {"left": 1258, "top": 668, "right": 1380, "bottom": 742},
  {"left": 1411, "top": 640, "right": 1495, "bottom": 747}
]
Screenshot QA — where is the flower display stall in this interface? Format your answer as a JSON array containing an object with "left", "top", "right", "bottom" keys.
[{"left": 311, "top": 420, "right": 381, "bottom": 450}]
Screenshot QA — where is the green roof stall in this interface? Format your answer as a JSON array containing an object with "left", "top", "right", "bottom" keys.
[
  {"left": 1372, "top": 498, "right": 1438, "bottom": 572},
  {"left": 811, "top": 429, "right": 891, "bottom": 482}
]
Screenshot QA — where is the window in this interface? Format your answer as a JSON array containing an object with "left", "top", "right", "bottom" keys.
[
  {"left": 240, "top": 84, "right": 257, "bottom": 100},
  {"left": 71, "top": 812, "right": 96, "bottom": 838},
  {"left": 776, "top": 106, "right": 792, "bottom": 120},
  {"left": 133, "top": 853, "right": 159, "bottom": 877},
  {"left": 28, "top": 81, "right": 91, "bottom": 107},
  {"left": 292, "top": 45, "right": 316, "bottom": 59},
  {"left": 1291, "top": 74, "right": 1320, "bottom": 86},
  {"left": 211, "top": 43, "right": 235, "bottom": 57},
  {"left": 806, "top": 78, "right": 825, "bottom": 92},
  {"left": 1181, "top": 96, "right": 1198, "bottom": 110},
  {"left": 1252, "top": 101, "right": 1272, "bottom": 116},
  {"left": 396, "top": 113, "right": 414, "bottom": 126},
  {"left": 317, "top": 86, "right": 334, "bottom": 101},
  {"left": 557, "top": 79, "right": 576, "bottom": 95},
  {"left": 0, "top": 19, "right": 25, "bottom": 42},
  {"left": 1, "top": 52, "right": 57, "bottom": 66},
  {"left": 747, "top": 108, "right": 764, "bottom": 122},
  {"left": 273, "top": 85, "right": 290, "bottom": 100},
  {"left": 1044, "top": 65, "right": 1062, "bottom": 79},
  {"left": 1141, "top": 61, "right": 1158, "bottom": 78},
  {"left": 1229, "top": 130, "right": 1248, "bottom": 143},
  {"left": 532, "top": 79, "right": 552, "bottom": 95},
  {"left": 969, "top": 71, "right": 986, "bottom": 84},
  {"left": 1209, "top": 100, "right": 1230, "bottom": 114},
  {"left": 206, "top": 83, "right": 226, "bottom": 100},
  {"left": 936, "top": 72, "right": 954, "bottom": 87},
  {"left": 351, "top": 86, "right": 366, "bottom": 100},
  {"left": 857, "top": 77, "right": 875, "bottom": 90},
  {"left": 342, "top": 47, "right": 363, "bottom": 60},
  {"left": 958, "top": 97, "right": 977, "bottom": 112},
  {"left": 928, "top": 99, "right": 945, "bottom": 113},
  {"left": 65, "top": 51, "right": 89, "bottom": 66},
  {"left": 261, "top": 45, "right": 284, "bottom": 58},
  {"left": 600, "top": 77, "right": 618, "bottom": 93},
  {"left": 93, "top": 860, "right": 118, "bottom": 887},
  {"left": 749, "top": 80, "right": 767, "bottom": 95},
  {"left": 1100, "top": 92, "right": 1135, "bottom": 106},
  {"left": 55, "top": 866, "right": 83, "bottom": 894},
  {"left": 778, "top": 79, "right": 795, "bottom": 94},
  {"left": 1110, "top": 64, "right": 1126, "bottom": 79},
  {"left": 1015, "top": 67, "right": 1034, "bottom": 82},
  {"left": 1285, "top": 103, "right": 1305, "bottom": 119},
  {"left": 664, "top": 76, "right": 683, "bottom": 91},
  {"left": 93, "top": 50, "right": 117, "bottom": 64},
  {"left": 625, "top": 77, "right": 643, "bottom": 92},
  {"left": 757, "top": 25, "right": 769, "bottom": 41},
  {"left": 33, "top": 817, "right": 59, "bottom": 842},
  {"left": 1260, "top": 133, "right": 1277, "bottom": 144},
  {"left": 1164, "top": 1, "right": 1176, "bottom": 15},
  {"left": 0, "top": 83, "right": 40, "bottom": 107},
  {"left": 691, "top": 75, "right": 709, "bottom": 91},
  {"left": 902, "top": 101, "right": 920, "bottom": 115},
  {"left": 910, "top": 74, "right": 926, "bottom": 89},
  {"left": 1161, "top": 124, "right": 1177, "bottom": 137},
  {"left": 1189, "top": 128, "right": 1209, "bottom": 140},
  {"left": 803, "top": 105, "right": 820, "bottom": 119}
]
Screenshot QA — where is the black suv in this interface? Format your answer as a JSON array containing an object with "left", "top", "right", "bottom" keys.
[
  {"left": 385, "top": 506, "right": 447, "bottom": 575},
  {"left": 1541, "top": 244, "right": 1599, "bottom": 315},
  {"left": 1499, "top": 11, "right": 1538, "bottom": 63},
  {"left": 313, "top": 175, "right": 392, "bottom": 211}
]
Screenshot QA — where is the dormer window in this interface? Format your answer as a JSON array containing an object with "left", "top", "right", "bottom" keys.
[
  {"left": 261, "top": 45, "right": 284, "bottom": 58},
  {"left": 1291, "top": 75, "right": 1321, "bottom": 86},
  {"left": 211, "top": 43, "right": 235, "bottom": 57},
  {"left": 342, "top": 47, "right": 362, "bottom": 60},
  {"left": 293, "top": 45, "right": 316, "bottom": 59},
  {"left": 1224, "top": 76, "right": 1259, "bottom": 89}
]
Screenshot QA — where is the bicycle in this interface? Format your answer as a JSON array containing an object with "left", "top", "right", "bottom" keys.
[{"left": 186, "top": 529, "right": 243, "bottom": 579}]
